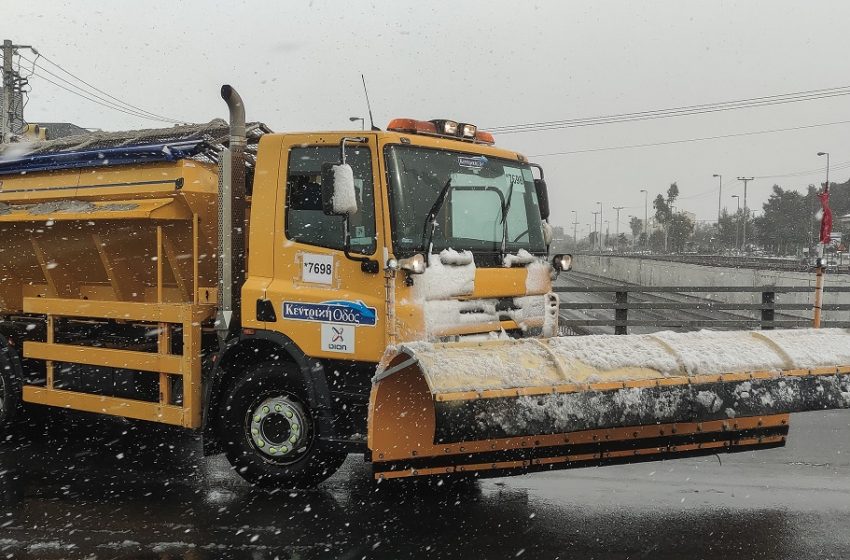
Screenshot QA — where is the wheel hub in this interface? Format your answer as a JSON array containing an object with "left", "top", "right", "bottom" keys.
[{"left": 248, "top": 396, "right": 309, "bottom": 459}]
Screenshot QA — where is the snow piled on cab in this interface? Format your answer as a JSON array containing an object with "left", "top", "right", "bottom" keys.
[
  {"left": 503, "top": 248, "right": 536, "bottom": 267},
  {"left": 331, "top": 164, "right": 357, "bottom": 214},
  {"left": 525, "top": 259, "right": 551, "bottom": 294},
  {"left": 412, "top": 249, "right": 475, "bottom": 302}
]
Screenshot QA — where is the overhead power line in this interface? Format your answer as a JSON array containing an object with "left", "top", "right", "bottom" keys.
[
  {"left": 528, "top": 118, "right": 850, "bottom": 157},
  {"left": 28, "top": 71, "right": 184, "bottom": 123},
  {"left": 487, "top": 85, "right": 850, "bottom": 134},
  {"left": 19, "top": 51, "right": 186, "bottom": 124}
]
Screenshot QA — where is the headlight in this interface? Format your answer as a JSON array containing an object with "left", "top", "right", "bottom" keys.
[
  {"left": 552, "top": 254, "right": 572, "bottom": 272},
  {"left": 399, "top": 253, "right": 427, "bottom": 274}
]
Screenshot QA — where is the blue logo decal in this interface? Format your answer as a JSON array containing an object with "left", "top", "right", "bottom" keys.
[
  {"left": 458, "top": 155, "right": 487, "bottom": 169},
  {"left": 282, "top": 300, "right": 377, "bottom": 326}
]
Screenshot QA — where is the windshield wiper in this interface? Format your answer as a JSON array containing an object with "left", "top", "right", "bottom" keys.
[
  {"left": 420, "top": 178, "right": 452, "bottom": 262},
  {"left": 500, "top": 179, "right": 516, "bottom": 260}
]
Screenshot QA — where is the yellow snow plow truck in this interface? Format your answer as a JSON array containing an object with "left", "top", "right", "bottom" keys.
[{"left": 0, "top": 86, "right": 848, "bottom": 487}]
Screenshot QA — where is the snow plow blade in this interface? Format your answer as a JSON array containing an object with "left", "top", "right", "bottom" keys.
[{"left": 368, "top": 329, "right": 850, "bottom": 479}]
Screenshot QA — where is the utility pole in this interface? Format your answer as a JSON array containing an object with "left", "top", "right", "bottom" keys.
[
  {"left": 737, "top": 177, "right": 753, "bottom": 252},
  {"left": 592, "top": 211, "right": 599, "bottom": 250},
  {"left": 1, "top": 39, "right": 33, "bottom": 143},
  {"left": 731, "top": 194, "right": 741, "bottom": 251},
  {"left": 612, "top": 206, "right": 625, "bottom": 251},
  {"left": 1, "top": 40, "right": 13, "bottom": 142},
  {"left": 596, "top": 200, "right": 602, "bottom": 251}
]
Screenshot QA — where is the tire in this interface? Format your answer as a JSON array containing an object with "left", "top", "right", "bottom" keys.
[
  {"left": 0, "top": 343, "right": 22, "bottom": 434},
  {"left": 219, "top": 361, "right": 346, "bottom": 488}
]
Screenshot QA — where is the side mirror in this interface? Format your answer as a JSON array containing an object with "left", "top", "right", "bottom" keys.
[
  {"left": 529, "top": 163, "right": 550, "bottom": 220},
  {"left": 552, "top": 253, "right": 572, "bottom": 272},
  {"left": 321, "top": 162, "right": 358, "bottom": 216},
  {"left": 534, "top": 178, "right": 550, "bottom": 220}
]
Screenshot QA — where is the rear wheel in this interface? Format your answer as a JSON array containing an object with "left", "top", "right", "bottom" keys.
[{"left": 219, "top": 362, "right": 346, "bottom": 488}]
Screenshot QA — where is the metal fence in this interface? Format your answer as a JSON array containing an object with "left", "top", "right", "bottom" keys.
[
  {"left": 554, "top": 285, "right": 850, "bottom": 334},
  {"left": 575, "top": 252, "right": 850, "bottom": 274}
]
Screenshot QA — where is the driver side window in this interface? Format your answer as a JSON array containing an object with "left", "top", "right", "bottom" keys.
[{"left": 284, "top": 145, "right": 376, "bottom": 254}]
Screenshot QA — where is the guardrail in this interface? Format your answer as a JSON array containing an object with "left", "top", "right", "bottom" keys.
[
  {"left": 554, "top": 285, "right": 850, "bottom": 334},
  {"left": 575, "top": 252, "right": 850, "bottom": 274}
]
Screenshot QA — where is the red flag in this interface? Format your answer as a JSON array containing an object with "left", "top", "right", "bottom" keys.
[{"left": 819, "top": 189, "right": 832, "bottom": 244}]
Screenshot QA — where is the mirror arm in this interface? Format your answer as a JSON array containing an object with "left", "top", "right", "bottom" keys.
[
  {"left": 341, "top": 215, "right": 379, "bottom": 273},
  {"left": 340, "top": 136, "right": 368, "bottom": 164}
]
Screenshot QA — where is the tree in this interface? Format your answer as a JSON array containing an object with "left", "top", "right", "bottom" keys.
[
  {"left": 717, "top": 209, "right": 739, "bottom": 249},
  {"left": 649, "top": 230, "right": 666, "bottom": 251},
  {"left": 652, "top": 183, "right": 681, "bottom": 252},
  {"left": 629, "top": 216, "right": 643, "bottom": 239},
  {"left": 616, "top": 233, "right": 628, "bottom": 250},
  {"left": 667, "top": 213, "right": 695, "bottom": 252},
  {"left": 653, "top": 194, "right": 670, "bottom": 225},
  {"left": 754, "top": 185, "right": 810, "bottom": 254}
]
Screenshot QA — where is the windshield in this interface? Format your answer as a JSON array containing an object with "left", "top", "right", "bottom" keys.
[{"left": 385, "top": 145, "right": 546, "bottom": 258}]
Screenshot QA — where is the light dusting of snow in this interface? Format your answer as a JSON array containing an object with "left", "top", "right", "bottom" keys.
[{"left": 422, "top": 299, "right": 496, "bottom": 337}]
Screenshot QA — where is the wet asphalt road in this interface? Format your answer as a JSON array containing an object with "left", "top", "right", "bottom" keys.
[{"left": 0, "top": 407, "right": 848, "bottom": 560}]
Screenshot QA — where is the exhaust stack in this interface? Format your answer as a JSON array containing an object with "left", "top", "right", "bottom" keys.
[{"left": 216, "top": 85, "right": 247, "bottom": 343}]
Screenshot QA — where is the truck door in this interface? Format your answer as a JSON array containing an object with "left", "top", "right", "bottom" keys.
[{"left": 267, "top": 134, "right": 386, "bottom": 362}]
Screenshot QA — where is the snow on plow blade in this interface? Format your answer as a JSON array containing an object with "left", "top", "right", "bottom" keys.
[{"left": 368, "top": 329, "right": 850, "bottom": 479}]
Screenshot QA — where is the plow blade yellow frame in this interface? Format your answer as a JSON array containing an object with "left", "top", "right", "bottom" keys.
[{"left": 368, "top": 329, "right": 850, "bottom": 479}]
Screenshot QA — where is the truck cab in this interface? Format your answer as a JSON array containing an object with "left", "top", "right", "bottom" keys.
[{"left": 212, "top": 119, "right": 561, "bottom": 484}]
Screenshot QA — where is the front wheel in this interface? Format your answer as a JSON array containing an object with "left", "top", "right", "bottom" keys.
[{"left": 219, "top": 362, "right": 346, "bottom": 488}]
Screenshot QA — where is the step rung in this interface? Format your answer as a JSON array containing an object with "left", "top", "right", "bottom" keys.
[
  {"left": 25, "top": 341, "right": 184, "bottom": 375},
  {"left": 23, "top": 386, "right": 186, "bottom": 426}
]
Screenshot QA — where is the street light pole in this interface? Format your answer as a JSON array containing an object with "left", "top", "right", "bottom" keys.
[
  {"left": 612, "top": 206, "right": 625, "bottom": 251},
  {"left": 817, "top": 152, "right": 830, "bottom": 192},
  {"left": 596, "top": 201, "right": 603, "bottom": 250},
  {"left": 592, "top": 211, "right": 599, "bottom": 251},
  {"left": 737, "top": 177, "right": 753, "bottom": 251},
  {"left": 639, "top": 189, "right": 648, "bottom": 248},
  {"left": 571, "top": 210, "right": 578, "bottom": 249},
  {"left": 712, "top": 174, "right": 722, "bottom": 224},
  {"left": 731, "top": 194, "right": 740, "bottom": 251},
  {"left": 349, "top": 116, "right": 365, "bottom": 130}
]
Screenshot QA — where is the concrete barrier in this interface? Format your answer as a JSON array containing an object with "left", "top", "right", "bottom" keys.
[{"left": 572, "top": 255, "right": 850, "bottom": 322}]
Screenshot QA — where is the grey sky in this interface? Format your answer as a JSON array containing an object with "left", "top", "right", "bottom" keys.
[{"left": 7, "top": 1, "right": 850, "bottom": 236}]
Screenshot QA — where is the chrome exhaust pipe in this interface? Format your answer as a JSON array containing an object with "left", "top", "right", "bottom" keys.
[{"left": 216, "top": 85, "right": 247, "bottom": 343}]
